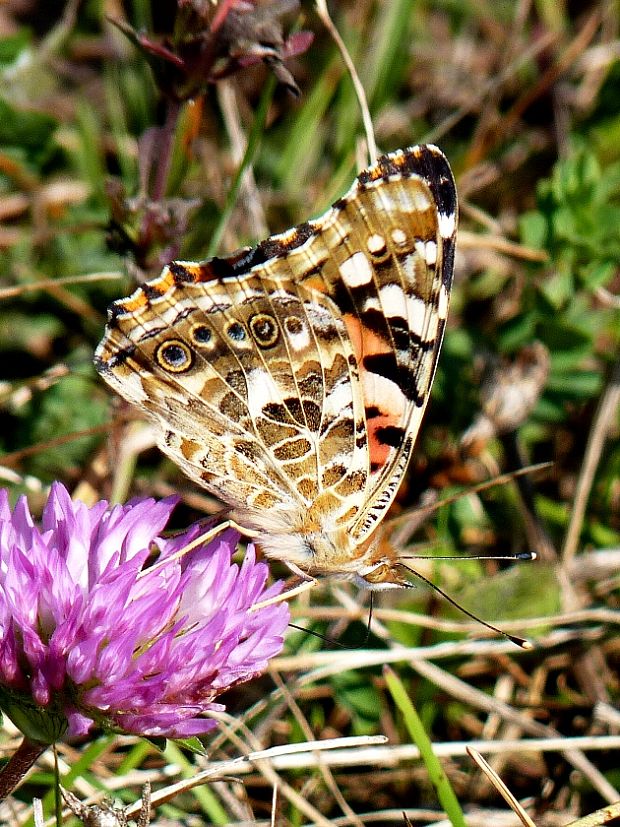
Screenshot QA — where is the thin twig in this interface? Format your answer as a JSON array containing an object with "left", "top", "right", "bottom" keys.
[
  {"left": 0, "top": 271, "right": 124, "bottom": 300},
  {"left": 314, "top": 0, "right": 377, "bottom": 164},
  {"left": 562, "top": 356, "right": 620, "bottom": 566}
]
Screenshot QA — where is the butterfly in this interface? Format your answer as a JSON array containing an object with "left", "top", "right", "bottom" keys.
[{"left": 94, "top": 144, "right": 457, "bottom": 589}]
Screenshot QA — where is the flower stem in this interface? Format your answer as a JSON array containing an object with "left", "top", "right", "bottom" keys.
[
  {"left": 0, "top": 737, "right": 47, "bottom": 801},
  {"left": 151, "top": 99, "right": 182, "bottom": 203}
]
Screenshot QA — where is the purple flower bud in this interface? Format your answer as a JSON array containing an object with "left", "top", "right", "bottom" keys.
[{"left": 0, "top": 484, "right": 289, "bottom": 742}]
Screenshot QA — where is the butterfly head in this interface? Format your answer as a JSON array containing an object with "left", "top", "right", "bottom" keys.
[
  {"left": 349, "top": 533, "right": 413, "bottom": 590},
  {"left": 354, "top": 558, "right": 412, "bottom": 590}
]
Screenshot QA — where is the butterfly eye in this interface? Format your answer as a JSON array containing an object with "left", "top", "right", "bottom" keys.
[
  {"left": 155, "top": 340, "right": 194, "bottom": 373},
  {"left": 190, "top": 324, "right": 213, "bottom": 346},
  {"left": 225, "top": 321, "right": 246, "bottom": 342},
  {"left": 249, "top": 313, "right": 279, "bottom": 348}
]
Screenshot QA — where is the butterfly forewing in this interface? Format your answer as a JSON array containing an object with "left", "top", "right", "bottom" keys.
[
  {"left": 245, "top": 145, "right": 457, "bottom": 540},
  {"left": 95, "top": 144, "right": 457, "bottom": 580}
]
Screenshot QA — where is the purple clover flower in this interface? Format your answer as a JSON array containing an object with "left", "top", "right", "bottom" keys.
[{"left": 0, "top": 483, "right": 289, "bottom": 742}]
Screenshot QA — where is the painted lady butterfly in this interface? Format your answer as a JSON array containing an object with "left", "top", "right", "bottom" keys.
[{"left": 94, "top": 145, "right": 457, "bottom": 588}]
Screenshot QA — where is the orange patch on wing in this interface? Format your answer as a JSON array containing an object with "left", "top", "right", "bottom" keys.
[
  {"left": 154, "top": 270, "right": 176, "bottom": 293},
  {"left": 367, "top": 410, "right": 400, "bottom": 471},
  {"left": 342, "top": 313, "right": 389, "bottom": 363},
  {"left": 303, "top": 274, "right": 329, "bottom": 294},
  {"left": 342, "top": 313, "right": 404, "bottom": 474},
  {"left": 119, "top": 291, "right": 149, "bottom": 313},
  {"left": 182, "top": 262, "right": 219, "bottom": 283}
]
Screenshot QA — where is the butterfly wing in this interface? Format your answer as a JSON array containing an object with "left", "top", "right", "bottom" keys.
[
  {"left": 300, "top": 144, "right": 458, "bottom": 542},
  {"left": 94, "top": 257, "right": 370, "bottom": 533},
  {"left": 255, "top": 144, "right": 457, "bottom": 542},
  {"left": 94, "top": 144, "right": 457, "bottom": 555}
]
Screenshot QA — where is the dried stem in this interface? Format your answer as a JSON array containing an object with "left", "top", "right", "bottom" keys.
[
  {"left": 150, "top": 100, "right": 182, "bottom": 204},
  {"left": 562, "top": 355, "right": 620, "bottom": 566},
  {"left": 0, "top": 737, "right": 47, "bottom": 801},
  {"left": 314, "top": 0, "right": 377, "bottom": 164}
]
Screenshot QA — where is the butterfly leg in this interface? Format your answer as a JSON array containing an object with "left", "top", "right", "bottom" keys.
[
  {"left": 283, "top": 560, "right": 319, "bottom": 583},
  {"left": 250, "top": 576, "right": 317, "bottom": 611},
  {"left": 142, "top": 518, "right": 260, "bottom": 577}
]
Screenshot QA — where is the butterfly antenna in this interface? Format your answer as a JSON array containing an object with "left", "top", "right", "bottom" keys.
[
  {"left": 289, "top": 593, "right": 376, "bottom": 650},
  {"left": 396, "top": 562, "right": 533, "bottom": 649},
  {"left": 401, "top": 551, "right": 537, "bottom": 562},
  {"left": 385, "top": 462, "right": 552, "bottom": 532},
  {"left": 287, "top": 623, "right": 347, "bottom": 648}
]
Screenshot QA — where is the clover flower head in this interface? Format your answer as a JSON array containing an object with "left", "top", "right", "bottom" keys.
[{"left": 0, "top": 483, "right": 289, "bottom": 742}]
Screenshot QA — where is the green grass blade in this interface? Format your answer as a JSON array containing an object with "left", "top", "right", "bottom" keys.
[
  {"left": 364, "top": 0, "right": 415, "bottom": 109},
  {"left": 163, "top": 741, "right": 229, "bottom": 823},
  {"left": 207, "top": 74, "right": 276, "bottom": 256},
  {"left": 275, "top": 53, "right": 341, "bottom": 190},
  {"left": 384, "top": 665, "right": 467, "bottom": 827}
]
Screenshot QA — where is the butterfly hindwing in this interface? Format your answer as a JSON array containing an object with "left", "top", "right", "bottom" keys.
[{"left": 95, "top": 262, "right": 369, "bottom": 525}]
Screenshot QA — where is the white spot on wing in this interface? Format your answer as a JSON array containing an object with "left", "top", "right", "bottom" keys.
[
  {"left": 340, "top": 252, "right": 373, "bottom": 287},
  {"left": 400, "top": 253, "right": 416, "bottom": 282},
  {"left": 362, "top": 372, "right": 406, "bottom": 417},
  {"left": 438, "top": 211, "right": 456, "bottom": 238},
  {"left": 287, "top": 324, "right": 310, "bottom": 352},
  {"left": 407, "top": 295, "right": 428, "bottom": 332},
  {"left": 119, "top": 371, "right": 148, "bottom": 402},
  {"left": 391, "top": 228, "right": 407, "bottom": 246},
  {"left": 367, "top": 233, "right": 386, "bottom": 254},
  {"left": 362, "top": 297, "right": 381, "bottom": 313},
  {"left": 246, "top": 370, "right": 284, "bottom": 419},
  {"left": 323, "top": 382, "right": 353, "bottom": 419},
  {"left": 415, "top": 240, "right": 437, "bottom": 266},
  {"left": 379, "top": 283, "right": 407, "bottom": 317},
  {"left": 410, "top": 189, "right": 431, "bottom": 211},
  {"left": 423, "top": 311, "right": 439, "bottom": 341}
]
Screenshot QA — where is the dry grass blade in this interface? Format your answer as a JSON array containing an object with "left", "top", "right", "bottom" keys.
[
  {"left": 0, "top": 424, "right": 115, "bottom": 466},
  {"left": 0, "top": 272, "right": 124, "bottom": 300},
  {"left": 457, "top": 229, "right": 549, "bottom": 262},
  {"left": 119, "top": 735, "right": 388, "bottom": 821},
  {"left": 207, "top": 735, "right": 620, "bottom": 772},
  {"left": 565, "top": 801, "right": 620, "bottom": 826},
  {"left": 314, "top": 0, "right": 377, "bottom": 163},
  {"left": 467, "top": 747, "right": 537, "bottom": 827},
  {"left": 409, "top": 659, "right": 619, "bottom": 804},
  {"left": 562, "top": 357, "right": 620, "bottom": 566}
]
